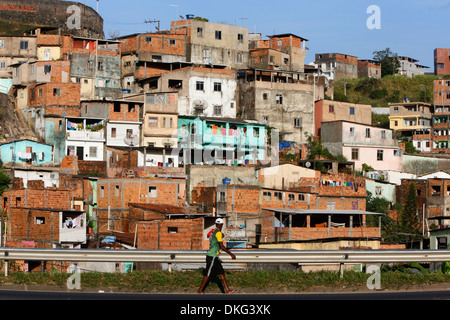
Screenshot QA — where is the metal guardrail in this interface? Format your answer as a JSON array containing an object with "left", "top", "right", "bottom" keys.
[{"left": 1, "top": 248, "right": 450, "bottom": 264}]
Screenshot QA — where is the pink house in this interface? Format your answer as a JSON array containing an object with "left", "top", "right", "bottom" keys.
[{"left": 321, "top": 120, "right": 403, "bottom": 172}]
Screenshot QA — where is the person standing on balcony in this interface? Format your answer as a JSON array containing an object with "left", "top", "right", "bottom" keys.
[{"left": 198, "top": 218, "right": 237, "bottom": 294}]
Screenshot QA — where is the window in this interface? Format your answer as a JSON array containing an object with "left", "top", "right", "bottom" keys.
[
  {"left": 263, "top": 191, "right": 272, "bottom": 201},
  {"left": 288, "top": 194, "right": 295, "bottom": 201},
  {"left": 365, "top": 128, "right": 371, "bottom": 138},
  {"left": 53, "top": 88, "right": 61, "bottom": 97},
  {"left": 298, "top": 194, "right": 305, "bottom": 201},
  {"left": 196, "top": 81, "right": 204, "bottom": 91},
  {"left": 350, "top": 127, "right": 355, "bottom": 137},
  {"left": 394, "top": 149, "right": 401, "bottom": 157},
  {"left": 350, "top": 107, "right": 355, "bottom": 115},
  {"left": 213, "top": 105, "right": 222, "bottom": 115},
  {"left": 197, "top": 27, "right": 203, "bottom": 37},
  {"left": 393, "top": 107, "right": 398, "bottom": 113},
  {"left": 219, "top": 191, "right": 226, "bottom": 202},
  {"left": 263, "top": 93, "right": 268, "bottom": 100},
  {"left": 20, "top": 40, "right": 29, "bottom": 50},
  {"left": 148, "top": 186, "right": 157, "bottom": 198},
  {"left": 351, "top": 148, "right": 359, "bottom": 160},
  {"left": 148, "top": 117, "right": 158, "bottom": 127},
  {"left": 169, "top": 39, "right": 176, "bottom": 46},
  {"left": 329, "top": 105, "right": 334, "bottom": 113},
  {"left": 89, "top": 147, "right": 97, "bottom": 158},
  {"left": 0, "top": 40, "right": 4, "bottom": 48},
  {"left": 377, "top": 149, "right": 383, "bottom": 161},
  {"left": 88, "top": 60, "right": 94, "bottom": 69},
  {"left": 98, "top": 61, "right": 104, "bottom": 70},
  {"left": 168, "top": 227, "right": 178, "bottom": 234},
  {"left": 145, "top": 36, "right": 152, "bottom": 44},
  {"left": 237, "top": 52, "right": 243, "bottom": 63},
  {"left": 275, "top": 94, "right": 283, "bottom": 104},
  {"left": 394, "top": 120, "right": 398, "bottom": 127},
  {"left": 274, "top": 192, "right": 283, "bottom": 200},
  {"left": 437, "top": 237, "right": 448, "bottom": 250},
  {"left": 44, "top": 65, "right": 52, "bottom": 74},
  {"left": 213, "top": 82, "right": 222, "bottom": 92},
  {"left": 126, "top": 129, "right": 133, "bottom": 139},
  {"left": 34, "top": 217, "right": 45, "bottom": 225},
  {"left": 237, "top": 33, "right": 244, "bottom": 43},
  {"left": 114, "top": 185, "right": 120, "bottom": 197},
  {"left": 375, "top": 186, "right": 382, "bottom": 196},
  {"left": 381, "top": 130, "right": 386, "bottom": 139},
  {"left": 215, "top": 30, "right": 222, "bottom": 40},
  {"left": 0, "top": 61, "right": 5, "bottom": 70},
  {"left": 114, "top": 102, "right": 121, "bottom": 112},
  {"left": 100, "top": 185, "right": 105, "bottom": 198},
  {"left": 294, "top": 118, "right": 302, "bottom": 128}
]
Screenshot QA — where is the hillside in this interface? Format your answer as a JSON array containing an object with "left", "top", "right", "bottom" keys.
[{"left": 331, "top": 74, "right": 450, "bottom": 108}]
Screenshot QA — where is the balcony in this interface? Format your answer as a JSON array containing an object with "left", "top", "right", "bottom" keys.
[
  {"left": 66, "top": 130, "right": 104, "bottom": 141},
  {"left": 59, "top": 213, "right": 86, "bottom": 243}
]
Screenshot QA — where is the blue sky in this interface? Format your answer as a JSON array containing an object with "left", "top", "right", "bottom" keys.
[{"left": 66, "top": 0, "right": 450, "bottom": 70}]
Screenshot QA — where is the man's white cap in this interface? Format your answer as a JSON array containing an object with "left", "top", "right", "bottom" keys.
[{"left": 215, "top": 218, "right": 224, "bottom": 224}]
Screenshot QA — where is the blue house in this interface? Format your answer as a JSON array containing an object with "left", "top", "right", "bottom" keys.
[
  {"left": 0, "top": 139, "right": 53, "bottom": 166},
  {"left": 178, "top": 116, "right": 267, "bottom": 165}
]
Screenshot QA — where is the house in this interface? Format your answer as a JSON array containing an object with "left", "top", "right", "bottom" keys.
[
  {"left": 130, "top": 203, "right": 210, "bottom": 250},
  {"left": 432, "top": 78, "right": 450, "bottom": 153},
  {"left": 314, "top": 99, "right": 372, "bottom": 136},
  {"left": 124, "top": 92, "right": 179, "bottom": 168},
  {"left": 248, "top": 33, "right": 308, "bottom": 73},
  {"left": 315, "top": 53, "right": 358, "bottom": 81},
  {"left": 80, "top": 99, "right": 143, "bottom": 169},
  {"left": 0, "top": 35, "right": 37, "bottom": 80},
  {"left": 321, "top": 120, "right": 403, "bottom": 171},
  {"left": 2, "top": 178, "right": 86, "bottom": 249},
  {"left": 96, "top": 176, "right": 186, "bottom": 234},
  {"left": 65, "top": 36, "right": 122, "bottom": 100},
  {"left": 171, "top": 19, "right": 249, "bottom": 70},
  {"left": 142, "top": 66, "right": 238, "bottom": 118},
  {"left": 260, "top": 208, "right": 382, "bottom": 252},
  {"left": 117, "top": 32, "right": 188, "bottom": 93},
  {"left": 177, "top": 116, "right": 267, "bottom": 165},
  {"left": 396, "top": 56, "right": 429, "bottom": 77},
  {"left": 434, "top": 48, "right": 450, "bottom": 75},
  {"left": 0, "top": 139, "right": 53, "bottom": 166},
  {"left": 238, "top": 68, "right": 323, "bottom": 143},
  {"left": 357, "top": 59, "right": 381, "bottom": 79},
  {"left": 65, "top": 116, "right": 105, "bottom": 162}
]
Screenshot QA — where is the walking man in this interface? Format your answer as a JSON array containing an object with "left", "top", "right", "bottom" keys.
[{"left": 198, "top": 218, "right": 236, "bottom": 294}]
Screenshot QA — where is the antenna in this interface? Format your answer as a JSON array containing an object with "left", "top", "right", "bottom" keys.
[{"left": 145, "top": 20, "right": 160, "bottom": 31}]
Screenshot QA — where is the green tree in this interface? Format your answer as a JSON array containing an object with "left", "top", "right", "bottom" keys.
[
  {"left": 373, "top": 48, "right": 400, "bottom": 77},
  {"left": 400, "top": 182, "right": 420, "bottom": 237},
  {"left": 0, "top": 169, "right": 11, "bottom": 196}
]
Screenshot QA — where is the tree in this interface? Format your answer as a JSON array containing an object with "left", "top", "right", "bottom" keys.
[
  {"left": 0, "top": 169, "right": 11, "bottom": 196},
  {"left": 400, "top": 182, "right": 420, "bottom": 236},
  {"left": 373, "top": 48, "right": 400, "bottom": 77}
]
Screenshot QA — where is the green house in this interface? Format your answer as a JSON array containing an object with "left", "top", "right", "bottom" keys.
[{"left": 178, "top": 116, "right": 267, "bottom": 165}]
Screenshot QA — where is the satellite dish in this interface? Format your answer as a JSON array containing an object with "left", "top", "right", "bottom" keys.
[
  {"left": 193, "top": 100, "right": 207, "bottom": 110},
  {"left": 305, "top": 162, "right": 311, "bottom": 168},
  {"left": 124, "top": 134, "right": 139, "bottom": 147}
]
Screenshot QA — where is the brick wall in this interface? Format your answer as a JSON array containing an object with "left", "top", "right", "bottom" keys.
[{"left": 137, "top": 218, "right": 204, "bottom": 250}]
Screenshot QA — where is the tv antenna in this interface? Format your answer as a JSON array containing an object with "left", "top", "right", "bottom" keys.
[{"left": 145, "top": 20, "right": 160, "bottom": 32}]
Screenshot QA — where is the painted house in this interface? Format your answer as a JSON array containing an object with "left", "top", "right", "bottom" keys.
[
  {"left": 321, "top": 120, "right": 403, "bottom": 172},
  {"left": 0, "top": 139, "right": 53, "bottom": 166},
  {"left": 178, "top": 116, "right": 267, "bottom": 165},
  {"left": 65, "top": 117, "right": 105, "bottom": 161}
]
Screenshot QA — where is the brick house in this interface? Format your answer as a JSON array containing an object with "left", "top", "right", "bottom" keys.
[
  {"left": 130, "top": 203, "right": 209, "bottom": 250},
  {"left": 2, "top": 178, "right": 86, "bottom": 249},
  {"left": 96, "top": 176, "right": 186, "bottom": 234}
]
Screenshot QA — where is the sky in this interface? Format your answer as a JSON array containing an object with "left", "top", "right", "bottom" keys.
[{"left": 65, "top": 0, "right": 450, "bottom": 70}]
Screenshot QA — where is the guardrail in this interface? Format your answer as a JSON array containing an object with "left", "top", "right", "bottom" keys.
[{"left": 1, "top": 248, "right": 450, "bottom": 264}]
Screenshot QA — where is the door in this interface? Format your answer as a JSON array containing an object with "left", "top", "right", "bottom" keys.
[{"left": 76, "top": 147, "right": 84, "bottom": 160}]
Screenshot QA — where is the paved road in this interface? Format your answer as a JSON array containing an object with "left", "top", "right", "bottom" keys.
[{"left": 0, "top": 289, "right": 449, "bottom": 300}]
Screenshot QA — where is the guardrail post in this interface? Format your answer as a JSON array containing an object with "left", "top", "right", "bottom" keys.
[
  {"left": 339, "top": 263, "right": 344, "bottom": 279},
  {"left": 4, "top": 261, "right": 8, "bottom": 277}
]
